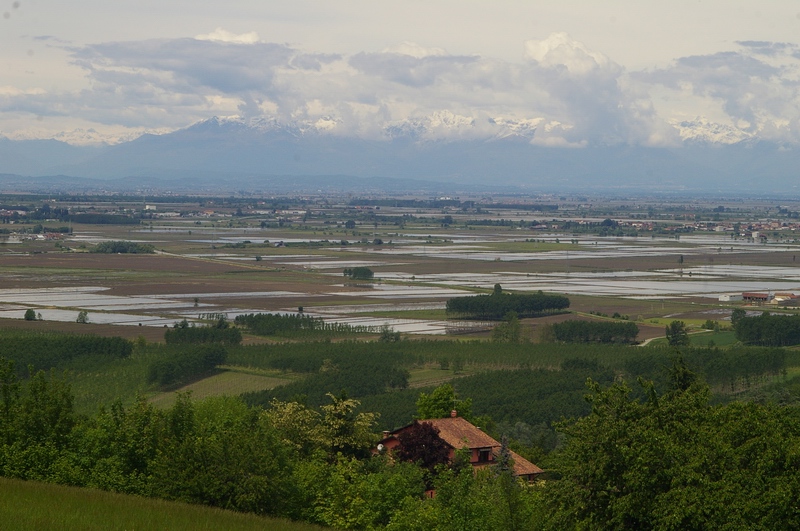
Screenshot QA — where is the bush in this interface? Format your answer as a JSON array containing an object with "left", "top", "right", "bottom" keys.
[
  {"left": 343, "top": 267, "right": 374, "bottom": 280},
  {"left": 90, "top": 241, "right": 155, "bottom": 254}
]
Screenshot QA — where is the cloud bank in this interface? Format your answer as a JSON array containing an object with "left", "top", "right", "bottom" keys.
[{"left": 2, "top": 31, "right": 800, "bottom": 146}]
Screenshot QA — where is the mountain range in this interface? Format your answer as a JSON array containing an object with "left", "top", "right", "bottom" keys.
[{"left": 1, "top": 116, "right": 798, "bottom": 195}]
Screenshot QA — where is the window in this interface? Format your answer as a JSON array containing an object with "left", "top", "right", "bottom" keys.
[{"left": 478, "top": 449, "right": 491, "bottom": 462}]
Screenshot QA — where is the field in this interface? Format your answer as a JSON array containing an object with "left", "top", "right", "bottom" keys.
[
  {"left": 0, "top": 478, "right": 323, "bottom": 531},
  {"left": 4, "top": 195, "right": 800, "bottom": 529},
  {"left": 148, "top": 367, "right": 293, "bottom": 408},
  {"left": 4, "top": 195, "right": 800, "bottom": 411}
]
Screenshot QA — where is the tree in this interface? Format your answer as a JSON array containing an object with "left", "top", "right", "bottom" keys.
[
  {"left": 344, "top": 219, "right": 356, "bottom": 229},
  {"left": 379, "top": 324, "right": 401, "bottom": 342},
  {"left": 395, "top": 421, "right": 451, "bottom": 475},
  {"left": 23, "top": 309, "right": 36, "bottom": 321},
  {"left": 665, "top": 320, "right": 690, "bottom": 346},
  {"left": 731, "top": 308, "right": 746, "bottom": 328},
  {"left": 416, "top": 384, "right": 472, "bottom": 420},
  {"left": 343, "top": 267, "right": 374, "bottom": 281},
  {"left": 319, "top": 392, "right": 378, "bottom": 459},
  {"left": 76, "top": 310, "right": 89, "bottom": 324},
  {"left": 491, "top": 312, "right": 522, "bottom": 343},
  {"left": 548, "top": 374, "right": 800, "bottom": 529}
]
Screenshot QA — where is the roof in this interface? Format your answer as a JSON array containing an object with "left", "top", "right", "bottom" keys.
[
  {"left": 412, "top": 417, "right": 544, "bottom": 477},
  {"left": 507, "top": 449, "right": 544, "bottom": 476},
  {"left": 421, "top": 416, "right": 499, "bottom": 450},
  {"left": 380, "top": 416, "right": 544, "bottom": 478}
]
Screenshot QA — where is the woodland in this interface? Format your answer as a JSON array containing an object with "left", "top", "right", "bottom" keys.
[{"left": 2, "top": 321, "right": 800, "bottom": 529}]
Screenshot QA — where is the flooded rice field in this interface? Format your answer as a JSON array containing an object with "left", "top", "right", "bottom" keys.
[
  {"left": 3, "top": 227, "right": 799, "bottom": 335},
  {"left": 377, "top": 264, "right": 800, "bottom": 300}
]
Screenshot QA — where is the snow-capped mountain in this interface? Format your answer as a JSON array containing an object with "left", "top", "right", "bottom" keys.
[
  {"left": 671, "top": 118, "right": 753, "bottom": 145},
  {"left": 2, "top": 114, "right": 800, "bottom": 195}
]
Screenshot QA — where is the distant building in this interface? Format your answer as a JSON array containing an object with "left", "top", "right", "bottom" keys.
[
  {"left": 742, "top": 292, "right": 772, "bottom": 304},
  {"left": 770, "top": 293, "right": 800, "bottom": 306},
  {"left": 719, "top": 294, "right": 743, "bottom": 302}
]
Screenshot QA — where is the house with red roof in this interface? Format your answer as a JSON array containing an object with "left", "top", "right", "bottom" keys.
[{"left": 377, "top": 410, "right": 543, "bottom": 482}]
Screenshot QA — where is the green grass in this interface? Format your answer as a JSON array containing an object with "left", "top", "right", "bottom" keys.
[
  {"left": 149, "top": 367, "right": 292, "bottom": 408},
  {"left": 688, "top": 330, "right": 739, "bottom": 347},
  {"left": 67, "top": 350, "right": 158, "bottom": 414},
  {"left": 0, "top": 477, "right": 323, "bottom": 531},
  {"left": 645, "top": 330, "right": 739, "bottom": 348}
]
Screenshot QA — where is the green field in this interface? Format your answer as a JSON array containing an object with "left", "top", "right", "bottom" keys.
[
  {"left": 0, "top": 478, "right": 324, "bottom": 531},
  {"left": 149, "top": 367, "right": 292, "bottom": 408}
]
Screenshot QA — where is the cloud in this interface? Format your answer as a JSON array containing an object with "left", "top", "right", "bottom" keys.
[
  {"left": 524, "top": 32, "right": 611, "bottom": 75},
  {"left": 735, "top": 40, "right": 798, "bottom": 58},
  {"left": 5, "top": 32, "right": 800, "bottom": 146},
  {"left": 195, "top": 28, "right": 261, "bottom": 45},
  {"left": 639, "top": 42, "right": 800, "bottom": 141}
]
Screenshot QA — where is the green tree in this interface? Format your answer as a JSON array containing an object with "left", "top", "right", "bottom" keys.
[
  {"left": 319, "top": 392, "right": 378, "bottom": 459},
  {"left": 731, "top": 307, "right": 746, "bottom": 328},
  {"left": 379, "top": 324, "right": 401, "bottom": 342},
  {"left": 343, "top": 267, "right": 374, "bottom": 280},
  {"left": 665, "top": 320, "right": 690, "bottom": 346},
  {"left": 491, "top": 311, "right": 522, "bottom": 343},
  {"left": 416, "top": 384, "right": 473, "bottom": 420},
  {"left": 548, "top": 375, "right": 800, "bottom": 529},
  {"left": 23, "top": 309, "right": 36, "bottom": 321},
  {"left": 76, "top": 310, "right": 89, "bottom": 324}
]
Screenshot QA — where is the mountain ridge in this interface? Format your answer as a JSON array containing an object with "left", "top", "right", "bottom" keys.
[{"left": 1, "top": 116, "right": 798, "bottom": 194}]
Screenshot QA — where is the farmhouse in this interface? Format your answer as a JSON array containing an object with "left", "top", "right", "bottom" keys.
[
  {"left": 377, "top": 411, "right": 543, "bottom": 482},
  {"left": 742, "top": 292, "right": 772, "bottom": 304}
]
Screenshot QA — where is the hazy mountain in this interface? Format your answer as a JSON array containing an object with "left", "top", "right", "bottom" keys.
[{"left": 2, "top": 116, "right": 799, "bottom": 195}]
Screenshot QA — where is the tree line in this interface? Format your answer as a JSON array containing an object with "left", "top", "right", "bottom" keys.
[
  {"left": 446, "top": 287, "right": 570, "bottom": 320},
  {"left": 0, "top": 331, "right": 131, "bottom": 376},
  {"left": 551, "top": 319, "right": 639, "bottom": 343},
  {"left": 91, "top": 241, "right": 155, "bottom": 254},
  {"left": 164, "top": 319, "right": 242, "bottom": 346},
  {"left": 733, "top": 312, "right": 800, "bottom": 346},
  {"left": 234, "top": 313, "right": 377, "bottom": 338},
  {"left": 146, "top": 345, "right": 228, "bottom": 388}
]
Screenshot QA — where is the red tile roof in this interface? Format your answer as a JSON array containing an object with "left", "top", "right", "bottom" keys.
[{"left": 422, "top": 416, "right": 499, "bottom": 450}]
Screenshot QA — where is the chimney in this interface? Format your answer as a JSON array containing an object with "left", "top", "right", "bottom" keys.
[{"left": 450, "top": 410, "right": 457, "bottom": 418}]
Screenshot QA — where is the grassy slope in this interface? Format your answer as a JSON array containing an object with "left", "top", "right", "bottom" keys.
[{"left": 0, "top": 478, "right": 324, "bottom": 531}]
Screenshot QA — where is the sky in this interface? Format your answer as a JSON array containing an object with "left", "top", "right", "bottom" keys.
[{"left": 3, "top": 1, "right": 800, "bottom": 146}]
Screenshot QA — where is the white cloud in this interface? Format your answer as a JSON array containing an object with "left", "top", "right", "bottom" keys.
[
  {"left": 524, "top": 32, "right": 610, "bottom": 75},
  {"left": 4, "top": 31, "right": 800, "bottom": 147},
  {"left": 638, "top": 42, "right": 800, "bottom": 143},
  {"left": 195, "top": 28, "right": 261, "bottom": 44}
]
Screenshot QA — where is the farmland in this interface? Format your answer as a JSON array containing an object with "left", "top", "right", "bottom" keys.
[{"left": 4, "top": 193, "right": 800, "bottom": 528}]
